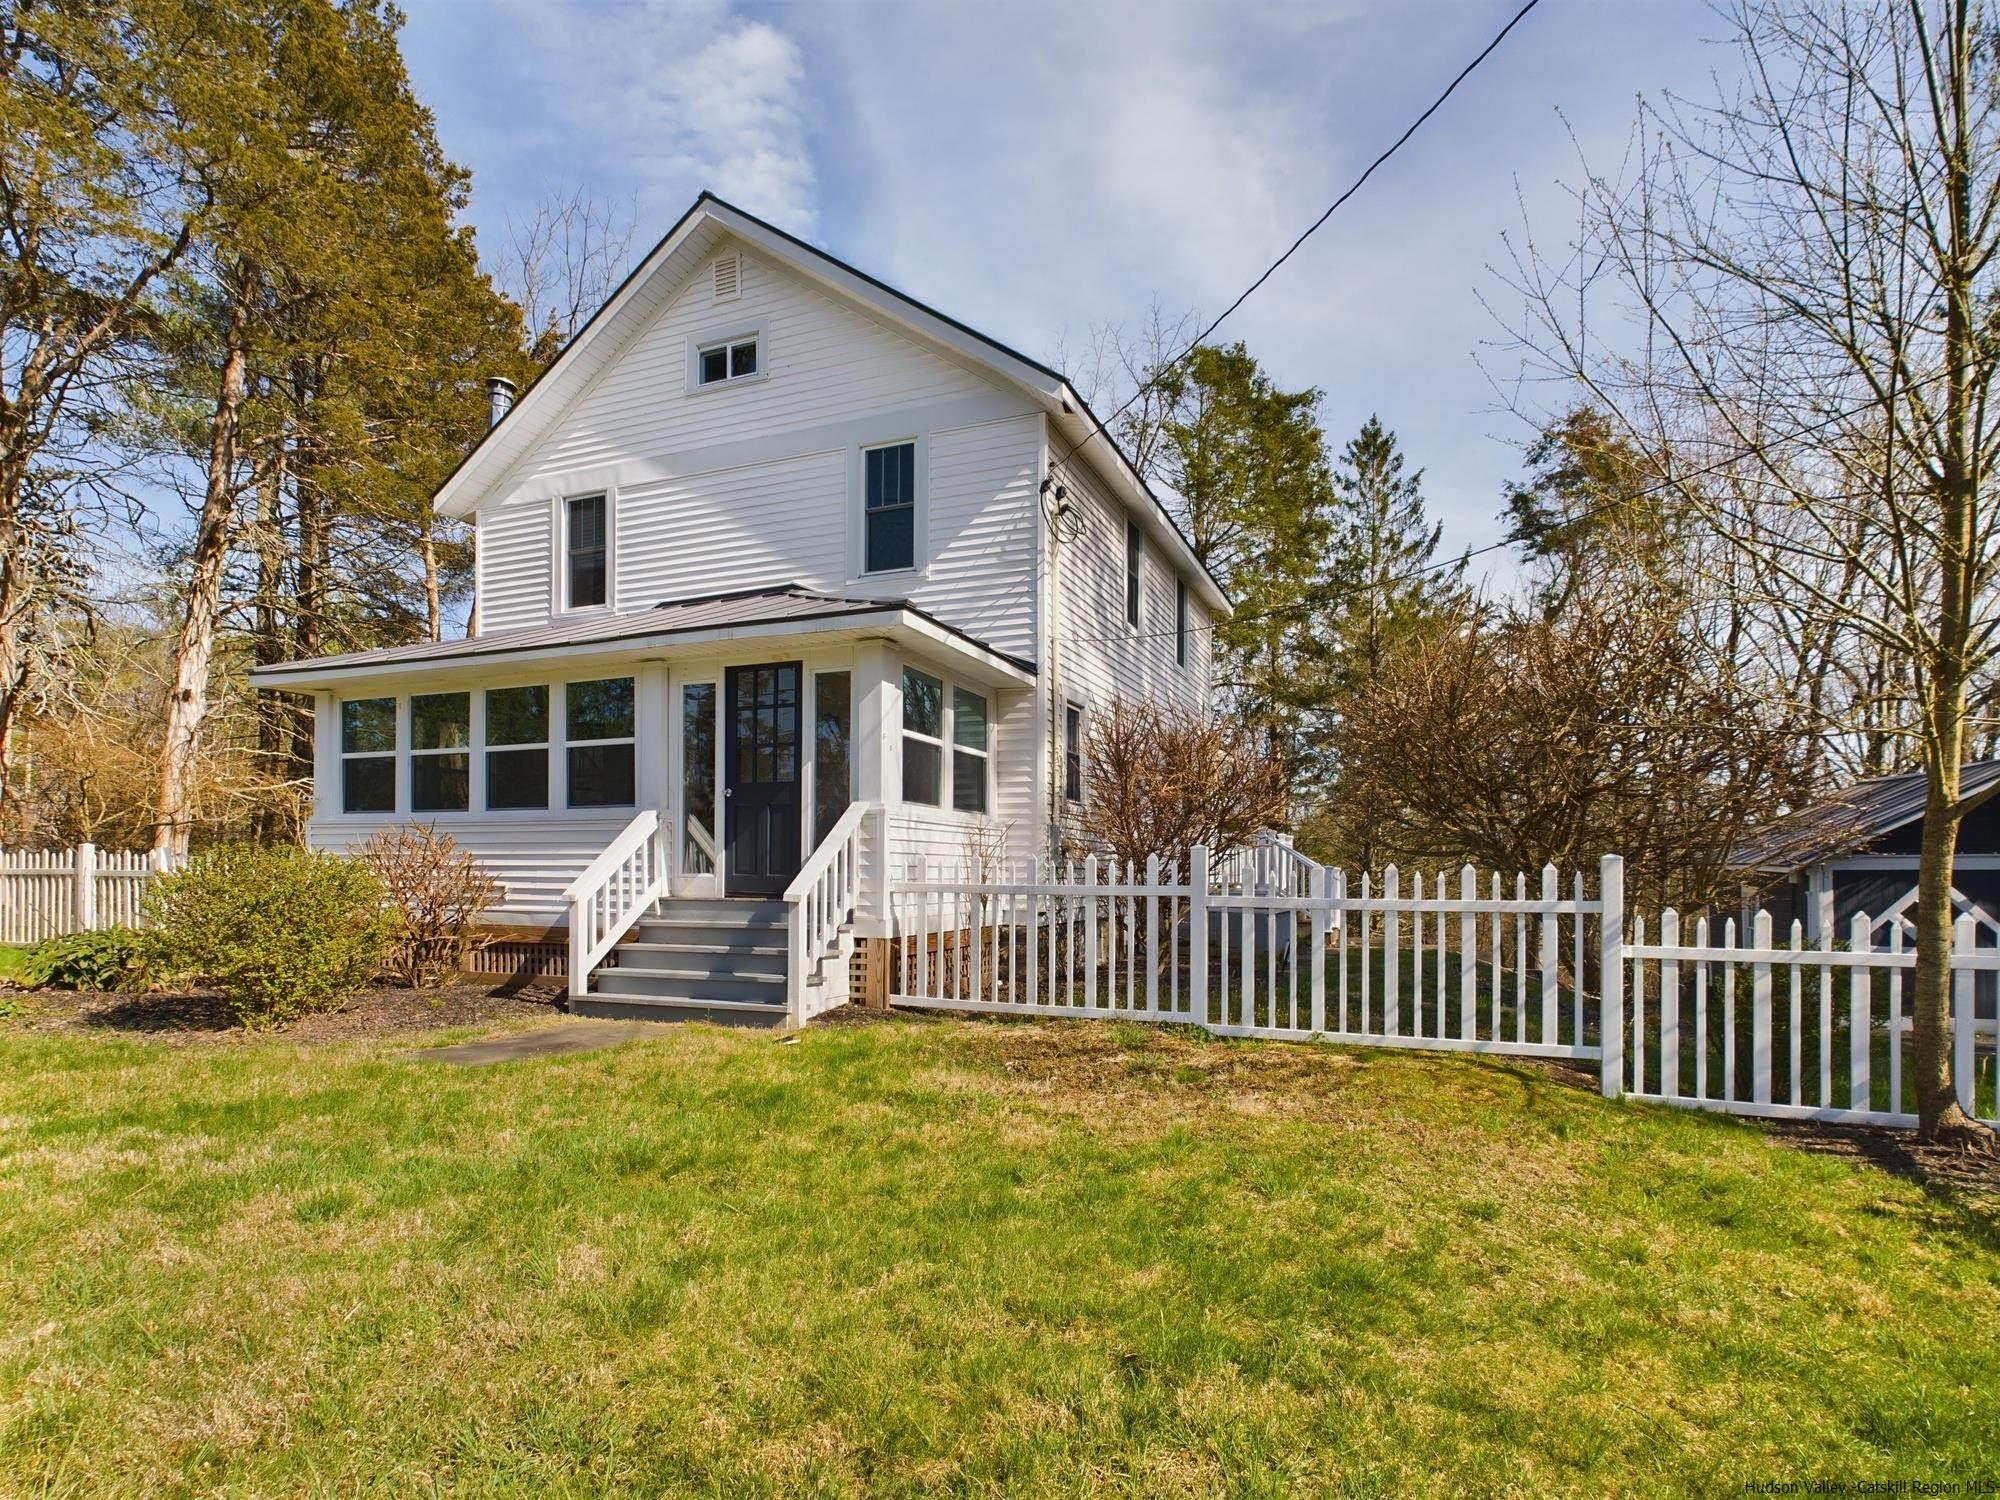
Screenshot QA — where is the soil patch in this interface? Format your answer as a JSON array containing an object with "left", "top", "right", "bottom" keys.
[{"left": 5, "top": 978, "right": 564, "bottom": 1043}]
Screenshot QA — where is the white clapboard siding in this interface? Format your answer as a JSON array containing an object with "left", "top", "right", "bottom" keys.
[
  {"left": 306, "top": 814, "right": 638, "bottom": 927},
  {"left": 476, "top": 498, "right": 553, "bottom": 632},
  {"left": 613, "top": 450, "right": 845, "bottom": 607},
  {"left": 917, "top": 415, "right": 1041, "bottom": 659},
  {"left": 513, "top": 244, "right": 1001, "bottom": 483}
]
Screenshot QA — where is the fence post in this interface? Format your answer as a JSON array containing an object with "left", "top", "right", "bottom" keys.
[
  {"left": 1383, "top": 864, "right": 1401, "bottom": 1037},
  {"left": 1954, "top": 913, "right": 1977, "bottom": 1114},
  {"left": 1752, "top": 910, "right": 1773, "bottom": 1106},
  {"left": 1189, "top": 846, "right": 1209, "bottom": 1028},
  {"left": 1083, "top": 855, "right": 1099, "bottom": 1012},
  {"left": 1599, "top": 854, "right": 1624, "bottom": 1098},
  {"left": 1309, "top": 863, "right": 1329, "bottom": 1035},
  {"left": 72, "top": 841, "right": 96, "bottom": 933}
]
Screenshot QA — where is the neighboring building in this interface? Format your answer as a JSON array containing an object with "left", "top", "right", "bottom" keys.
[
  {"left": 1733, "top": 760, "right": 2000, "bottom": 944},
  {"left": 247, "top": 192, "right": 1228, "bottom": 1021}
]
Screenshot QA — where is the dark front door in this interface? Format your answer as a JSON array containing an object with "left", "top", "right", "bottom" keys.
[{"left": 724, "top": 662, "right": 803, "bottom": 896}]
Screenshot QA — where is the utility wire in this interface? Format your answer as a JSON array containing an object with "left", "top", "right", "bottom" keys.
[{"left": 1046, "top": 0, "right": 1544, "bottom": 489}]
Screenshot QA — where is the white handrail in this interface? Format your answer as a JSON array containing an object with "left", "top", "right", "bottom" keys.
[
  {"left": 565, "top": 809, "right": 673, "bottom": 1000},
  {"left": 1212, "top": 830, "right": 1318, "bottom": 897},
  {"left": 784, "top": 800, "right": 876, "bottom": 1025}
]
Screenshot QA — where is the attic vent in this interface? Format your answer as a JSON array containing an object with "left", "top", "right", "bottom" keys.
[{"left": 712, "top": 252, "right": 740, "bottom": 303}]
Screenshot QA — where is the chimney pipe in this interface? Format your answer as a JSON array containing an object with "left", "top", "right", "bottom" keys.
[{"left": 485, "top": 375, "right": 516, "bottom": 430}]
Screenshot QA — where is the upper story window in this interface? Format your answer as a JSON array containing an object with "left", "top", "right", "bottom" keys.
[
  {"left": 1063, "top": 702, "right": 1084, "bottom": 804},
  {"left": 1125, "top": 518, "right": 1143, "bottom": 626},
  {"left": 865, "top": 441, "right": 917, "bottom": 573},
  {"left": 698, "top": 336, "right": 759, "bottom": 386},
  {"left": 1176, "top": 577, "right": 1189, "bottom": 667},
  {"left": 565, "top": 494, "right": 607, "bottom": 610}
]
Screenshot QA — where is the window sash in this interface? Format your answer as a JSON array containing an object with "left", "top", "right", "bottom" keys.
[
  {"left": 1176, "top": 578, "right": 1188, "bottom": 666},
  {"left": 1063, "top": 704, "right": 1083, "bottom": 803},
  {"left": 566, "top": 496, "right": 607, "bottom": 609},
  {"left": 1125, "top": 519, "right": 1142, "bottom": 626},
  {"left": 699, "top": 336, "right": 759, "bottom": 385},
  {"left": 864, "top": 442, "right": 917, "bottom": 573}
]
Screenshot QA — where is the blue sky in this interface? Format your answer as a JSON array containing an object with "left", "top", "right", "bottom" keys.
[{"left": 400, "top": 0, "right": 1722, "bottom": 583}]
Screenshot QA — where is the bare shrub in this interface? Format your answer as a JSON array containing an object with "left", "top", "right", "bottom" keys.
[
  {"left": 1080, "top": 701, "right": 1289, "bottom": 873},
  {"left": 359, "top": 825, "right": 501, "bottom": 988}
]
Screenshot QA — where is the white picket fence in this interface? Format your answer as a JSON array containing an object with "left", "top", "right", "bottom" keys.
[
  {"left": 0, "top": 845, "right": 167, "bottom": 945},
  {"left": 886, "top": 847, "right": 1999, "bottom": 1131},
  {"left": 886, "top": 849, "right": 1617, "bottom": 1062}
]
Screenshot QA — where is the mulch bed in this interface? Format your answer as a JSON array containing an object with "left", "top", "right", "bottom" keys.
[{"left": 5, "top": 977, "right": 566, "bottom": 1044}]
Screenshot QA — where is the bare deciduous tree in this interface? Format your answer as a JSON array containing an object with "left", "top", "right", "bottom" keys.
[
  {"left": 1079, "top": 700, "right": 1288, "bottom": 873},
  {"left": 1496, "top": 0, "right": 2000, "bottom": 1142},
  {"left": 500, "top": 187, "right": 638, "bottom": 364}
]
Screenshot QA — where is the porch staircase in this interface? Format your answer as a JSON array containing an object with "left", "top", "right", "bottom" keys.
[{"left": 571, "top": 897, "right": 796, "bottom": 1027}]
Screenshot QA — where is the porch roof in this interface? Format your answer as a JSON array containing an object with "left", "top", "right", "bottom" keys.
[{"left": 245, "top": 583, "right": 1037, "bottom": 692}]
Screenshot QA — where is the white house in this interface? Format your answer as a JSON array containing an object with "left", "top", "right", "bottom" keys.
[{"left": 248, "top": 192, "right": 1229, "bottom": 1024}]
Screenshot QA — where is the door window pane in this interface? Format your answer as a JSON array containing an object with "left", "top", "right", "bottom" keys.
[
  {"left": 682, "top": 683, "right": 717, "bottom": 873},
  {"left": 814, "top": 672, "right": 851, "bottom": 844}
]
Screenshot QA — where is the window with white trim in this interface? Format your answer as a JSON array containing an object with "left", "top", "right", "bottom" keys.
[
  {"left": 485, "top": 685, "right": 549, "bottom": 810},
  {"left": 902, "top": 666, "right": 943, "bottom": 804},
  {"left": 1125, "top": 518, "right": 1142, "bottom": 626},
  {"left": 865, "top": 441, "right": 917, "bottom": 573},
  {"left": 1176, "top": 577, "right": 1189, "bottom": 667},
  {"left": 951, "top": 686, "right": 989, "bottom": 813},
  {"left": 1063, "top": 701, "right": 1084, "bottom": 804},
  {"left": 565, "top": 494, "right": 607, "bottom": 610},
  {"left": 697, "top": 334, "right": 760, "bottom": 386},
  {"left": 566, "top": 677, "right": 636, "bottom": 808},
  {"left": 340, "top": 697, "right": 397, "bottom": 814},
  {"left": 409, "top": 692, "right": 471, "bottom": 812}
]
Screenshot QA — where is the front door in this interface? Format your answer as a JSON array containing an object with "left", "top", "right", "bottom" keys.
[{"left": 724, "top": 662, "right": 803, "bottom": 896}]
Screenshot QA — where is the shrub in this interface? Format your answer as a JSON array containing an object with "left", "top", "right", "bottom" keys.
[
  {"left": 142, "top": 845, "right": 391, "bottom": 1024},
  {"left": 26, "top": 927, "right": 140, "bottom": 991},
  {"left": 358, "top": 824, "right": 501, "bottom": 988}
]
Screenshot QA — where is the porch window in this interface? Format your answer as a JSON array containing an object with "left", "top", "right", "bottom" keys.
[
  {"left": 484, "top": 685, "right": 549, "bottom": 810},
  {"left": 340, "top": 697, "right": 396, "bottom": 814},
  {"left": 1176, "top": 577, "right": 1189, "bottom": 667},
  {"left": 565, "top": 494, "right": 607, "bottom": 610},
  {"left": 814, "top": 670, "right": 852, "bottom": 843},
  {"left": 1125, "top": 518, "right": 1142, "bottom": 626},
  {"left": 682, "top": 682, "right": 717, "bottom": 873},
  {"left": 951, "top": 686, "right": 988, "bottom": 814},
  {"left": 566, "top": 676, "right": 636, "bottom": 807},
  {"left": 409, "top": 693, "right": 471, "bottom": 812},
  {"left": 1063, "top": 701, "right": 1083, "bottom": 804},
  {"left": 901, "top": 666, "right": 943, "bottom": 805},
  {"left": 865, "top": 441, "right": 917, "bottom": 573}
]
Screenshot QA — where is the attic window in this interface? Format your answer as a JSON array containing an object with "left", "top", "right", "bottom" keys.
[
  {"left": 712, "top": 253, "right": 740, "bottom": 303},
  {"left": 698, "top": 336, "right": 759, "bottom": 385}
]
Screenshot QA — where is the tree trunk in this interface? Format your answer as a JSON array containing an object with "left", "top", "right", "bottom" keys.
[
  {"left": 153, "top": 285, "right": 249, "bottom": 858},
  {"left": 421, "top": 524, "right": 441, "bottom": 642}
]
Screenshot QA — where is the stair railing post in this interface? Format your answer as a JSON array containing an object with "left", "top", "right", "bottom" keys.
[{"left": 1599, "top": 854, "right": 1625, "bottom": 1098}]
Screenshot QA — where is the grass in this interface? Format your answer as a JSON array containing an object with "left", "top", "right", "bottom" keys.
[{"left": 1, "top": 1014, "right": 1997, "bottom": 1496}]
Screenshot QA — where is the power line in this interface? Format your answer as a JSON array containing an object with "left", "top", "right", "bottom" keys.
[{"left": 1046, "top": 0, "right": 1544, "bottom": 488}]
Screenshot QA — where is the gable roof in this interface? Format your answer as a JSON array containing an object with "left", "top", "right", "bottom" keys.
[
  {"left": 436, "top": 191, "right": 1230, "bottom": 615},
  {"left": 1731, "top": 760, "right": 2000, "bottom": 873}
]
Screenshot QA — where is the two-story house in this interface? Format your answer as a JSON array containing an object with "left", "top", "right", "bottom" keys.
[{"left": 249, "top": 193, "right": 1229, "bottom": 1024}]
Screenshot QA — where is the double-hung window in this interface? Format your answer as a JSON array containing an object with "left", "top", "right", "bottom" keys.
[
  {"left": 409, "top": 693, "right": 471, "bottom": 812},
  {"left": 1125, "top": 518, "right": 1143, "bottom": 626},
  {"left": 340, "top": 698, "right": 397, "bottom": 814},
  {"left": 1063, "top": 702, "right": 1084, "bottom": 804},
  {"left": 485, "top": 685, "right": 549, "bottom": 810},
  {"left": 1176, "top": 577, "right": 1189, "bottom": 667},
  {"left": 951, "top": 687, "right": 989, "bottom": 813},
  {"left": 901, "top": 667, "right": 944, "bottom": 804},
  {"left": 814, "top": 671, "right": 853, "bottom": 843},
  {"left": 566, "top": 677, "right": 636, "bottom": 808},
  {"left": 697, "top": 335, "right": 759, "bottom": 386},
  {"left": 565, "top": 494, "right": 607, "bottom": 610},
  {"left": 865, "top": 441, "right": 917, "bottom": 573}
]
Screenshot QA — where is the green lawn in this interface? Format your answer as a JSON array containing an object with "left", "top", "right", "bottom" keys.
[{"left": 1, "top": 1012, "right": 1996, "bottom": 1496}]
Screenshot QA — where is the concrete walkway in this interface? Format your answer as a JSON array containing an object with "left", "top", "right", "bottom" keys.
[{"left": 416, "top": 1019, "right": 661, "bottom": 1066}]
